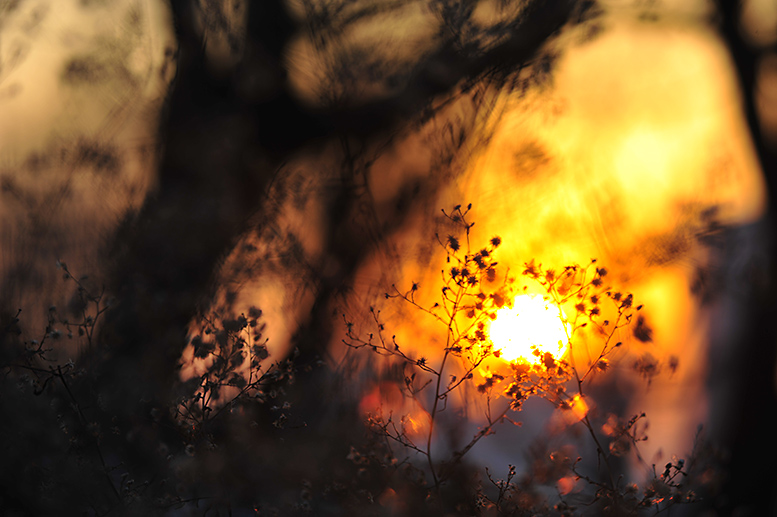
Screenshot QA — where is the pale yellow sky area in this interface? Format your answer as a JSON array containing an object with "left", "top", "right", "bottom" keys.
[
  {"left": 0, "top": 0, "right": 175, "bottom": 339},
  {"left": 0, "top": 0, "right": 174, "bottom": 156},
  {"left": 463, "top": 19, "right": 765, "bottom": 271}
]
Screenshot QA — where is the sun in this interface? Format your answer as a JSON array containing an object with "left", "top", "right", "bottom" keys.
[{"left": 489, "top": 294, "right": 569, "bottom": 363}]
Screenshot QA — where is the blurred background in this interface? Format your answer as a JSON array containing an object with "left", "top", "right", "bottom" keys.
[{"left": 1, "top": 0, "right": 776, "bottom": 514}]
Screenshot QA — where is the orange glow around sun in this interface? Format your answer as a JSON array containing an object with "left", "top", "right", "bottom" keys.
[{"left": 489, "top": 294, "right": 569, "bottom": 364}]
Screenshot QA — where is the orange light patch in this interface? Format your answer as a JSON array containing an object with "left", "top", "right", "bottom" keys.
[
  {"left": 570, "top": 394, "right": 589, "bottom": 421},
  {"left": 359, "top": 381, "right": 430, "bottom": 439},
  {"left": 557, "top": 475, "right": 579, "bottom": 496}
]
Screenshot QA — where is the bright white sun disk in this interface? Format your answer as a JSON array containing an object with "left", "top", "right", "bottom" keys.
[{"left": 490, "top": 294, "right": 569, "bottom": 363}]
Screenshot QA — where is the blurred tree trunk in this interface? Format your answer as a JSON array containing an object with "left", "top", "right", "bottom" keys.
[{"left": 712, "top": 1, "right": 777, "bottom": 514}]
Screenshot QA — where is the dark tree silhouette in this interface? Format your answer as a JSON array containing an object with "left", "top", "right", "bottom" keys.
[{"left": 704, "top": 2, "right": 777, "bottom": 515}]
